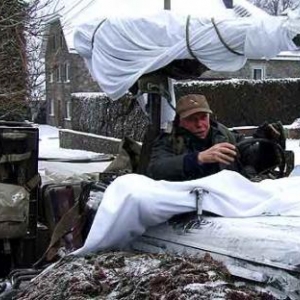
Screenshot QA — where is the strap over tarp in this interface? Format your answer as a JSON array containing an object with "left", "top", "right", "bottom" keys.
[{"left": 73, "top": 11, "right": 298, "bottom": 100}]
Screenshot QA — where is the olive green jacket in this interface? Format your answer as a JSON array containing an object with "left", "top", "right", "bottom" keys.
[{"left": 147, "top": 120, "right": 244, "bottom": 181}]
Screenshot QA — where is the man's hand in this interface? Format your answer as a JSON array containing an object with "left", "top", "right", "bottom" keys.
[{"left": 197, "top": 143, "right": 237, "bottom": 165}]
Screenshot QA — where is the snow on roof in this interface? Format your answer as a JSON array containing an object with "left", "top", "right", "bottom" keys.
[{"left": 271, "top": 50, "right": 300, "bottom": 61}]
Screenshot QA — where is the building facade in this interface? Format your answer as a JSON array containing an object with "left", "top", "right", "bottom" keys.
[
  {"left": 44, "top": 19, "right": 100, "bottom": 128},
  {"left": 202, "top": 54, "right": 300, "bottom": 80}
]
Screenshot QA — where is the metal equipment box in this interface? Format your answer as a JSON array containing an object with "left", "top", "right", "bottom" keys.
[{"left": 0, "top": 121, "right": 39, "bottom": 277}]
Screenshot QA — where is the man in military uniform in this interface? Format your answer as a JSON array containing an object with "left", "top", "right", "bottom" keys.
[{"left": 147, "top": 94, "right": 285, "bottom": 181}]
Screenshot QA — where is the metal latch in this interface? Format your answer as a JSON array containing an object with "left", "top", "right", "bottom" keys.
[{"left": 190, "top": 188, "right": 208, "bottom": 219}]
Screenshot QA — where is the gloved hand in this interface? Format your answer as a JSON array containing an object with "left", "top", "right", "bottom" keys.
[{"left": 253, "top": 121, "right": 286, "bottom": 150}]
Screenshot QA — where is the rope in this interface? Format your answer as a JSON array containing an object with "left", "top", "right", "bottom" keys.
[
  {"left": 185, "top": 15, "right": 199, "bottom": 61},
  {"left": 91, "top": 18, "right": 107, "bottom": 50},
  {"left": 211, "top": 18, "right": 243, "bottom": 56}
]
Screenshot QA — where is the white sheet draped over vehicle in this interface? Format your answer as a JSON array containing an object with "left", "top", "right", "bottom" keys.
[
  {"left": 73, "top": 170, "right": 300, "bottom": 256},
  {"left": 73, "top": 11, "right": 297, "bottom": 100}
]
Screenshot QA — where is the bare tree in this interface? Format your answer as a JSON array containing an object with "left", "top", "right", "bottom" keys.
[
  {"left": 0, "top": 0, "right": 54, "bottom": 121},
  {"left": 249, "top": 0, "right": 295, "bottom": 15},
  {"left": 25, "top": 0, "right": 54, "bottom": 122},
  {"left": 0, "top": 0, "right": 27, "bottom": 120}
]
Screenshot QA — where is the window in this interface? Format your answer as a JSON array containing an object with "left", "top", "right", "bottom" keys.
[
  {"left": 65, "top": 100, "right": 71, "bottom": 120},
  {"left": 61, "top": 62, "right": 70, "bottom": 82},
  {"left": 65, "top": 62, "right": 70, "bottom": 82},
  {"left": 49, "top": 70, "right": 54, "bottom": 83},
  {"left": 60, "top": 34, "right": 64, "bottom": 48},
  {"left": 55, "top": 66, "right": 61, "bottom": 82},
  {"left": 50, "top": 99, "right": 55, "bottom": 116},
  {"left": 251, "top": 66, "right": 265, "bottom": 80},
  {"left": 61, "top": 64, "right": 66, "bottom": 82},
  {"left": 50, "top": 34, "right": 57, "bottom": 50}
]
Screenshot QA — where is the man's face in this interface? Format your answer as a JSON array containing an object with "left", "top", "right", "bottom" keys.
[{"left": 179, "top": 112, "right": 210, "bottom": 139}]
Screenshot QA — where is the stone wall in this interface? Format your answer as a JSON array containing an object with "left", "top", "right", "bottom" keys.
[{"left": 60, "top": 129, "right": 121, "bottom": 154}]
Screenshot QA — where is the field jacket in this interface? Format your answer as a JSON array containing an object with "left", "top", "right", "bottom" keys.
[{"left": 147, "top": 120, "right": 245, "bottom": 181}]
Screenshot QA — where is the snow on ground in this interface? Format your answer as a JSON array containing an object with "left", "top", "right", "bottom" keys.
[
  {"left": 39, "top": 125, "right": 106, "bottom": 160},
  {"left": 38, "top": 124, "right": 300, "bottom": 180},
  {"left": 38, "top": 125, "right": 111, "bottom": 178},
  {"left": 286, "top": 138, "right": 300, "bottom": 165}
]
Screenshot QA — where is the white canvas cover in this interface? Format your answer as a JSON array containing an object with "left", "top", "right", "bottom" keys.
[
  {"left": 73, "top": 170, "right": 300, "bottom": 256},
  {"left": 74, "top": 11, "right": 298, "bottom": 100}
]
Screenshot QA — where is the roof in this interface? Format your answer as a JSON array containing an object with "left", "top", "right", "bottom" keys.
[{"left": 271, "top": 50, "right": 300, "bottom": 61}]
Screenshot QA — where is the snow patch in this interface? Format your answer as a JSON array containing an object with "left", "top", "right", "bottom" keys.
[
  {"left": 71, "top": 92, "right": 108, "bottom": 99},
  {"left": 60, "top": 129, "right": 122, "bottom": 142},
  {"left": 178, "top": 78, "right": 300, "bottom": 87},
  {"left": 286, "top": 118, "right": 300, "bottom": 129}
]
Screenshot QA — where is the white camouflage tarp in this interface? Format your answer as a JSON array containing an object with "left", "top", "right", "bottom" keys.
[{"left": 74, "top": 11, "right": 298, "bottom": 100}]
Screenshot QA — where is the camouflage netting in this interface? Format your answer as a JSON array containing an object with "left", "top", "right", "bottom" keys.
[
  {"left": 17, "top": 252, "right": 275, "bottom": 300},
  {"left": 71, "top": 79, "right": 300, "bottom": 142},
  {"left": 71, "top": 94, "right": 147, "bottom": 142}
]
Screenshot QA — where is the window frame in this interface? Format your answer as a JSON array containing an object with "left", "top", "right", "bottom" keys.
[
  {"left": 65, "top": 62, "right": 70, "bottom": 82},
  {"left": 251, "top": 66, "right": 265, "bottom": 80},
  {"left": 65, "top": 100, "right": 71, "bottom": 120},
  {"left": 56, "top": 65, "right": 61, "bottom": 82},
  {"left": 62, "top": 62, "right": 70, "bottom": 83},
  {"left": 50, "top": 34, "right": 57, "bottom": 51},
  {"left": 50, "top": 99, "right": 55, "bottom": 116},
  {"left": 60, "top": 34, "right": 64, "bottom": 48},
  {"left": 49, "top": 70, "right": 54, "bottom": 83}
]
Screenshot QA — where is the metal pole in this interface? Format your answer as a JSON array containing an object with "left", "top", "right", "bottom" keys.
[
  {"left": 222, "top": 0, "right": 233, "bottom": 9},
  {"left": 164, "top": 0, "right": 171, "bottom": 10},
  {"left": 138, "top": 0, "right": 171, "bottom": 174},
  {"left": 137, "top": 93, "right": 161, "bottom": 174}
]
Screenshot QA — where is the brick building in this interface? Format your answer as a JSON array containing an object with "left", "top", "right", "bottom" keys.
[{"left": 41, "top": 17, "right": 100, "bottom": 128}]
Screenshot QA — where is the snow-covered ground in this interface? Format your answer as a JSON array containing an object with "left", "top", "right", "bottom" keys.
[
  {"left": 286, "top": 139, "right": 300, "bottom": 165},
  {"left": 38, "top": 124, "right": 300, "bottom": 179},
  {"left": 38, "top": 125, "right": 111, "bottom": 178}
]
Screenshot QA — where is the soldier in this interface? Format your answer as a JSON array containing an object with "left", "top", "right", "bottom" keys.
[{"left": 147, "top": 94, "right": 285, "bottom": 181}]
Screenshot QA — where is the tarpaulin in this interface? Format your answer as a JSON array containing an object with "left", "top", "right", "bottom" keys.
[
  {"left": 73, "top": 11, "right": 297, "bottom": 100},
  {"left": 73, "top": 170, "right": 300, "bottom": 255}
]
